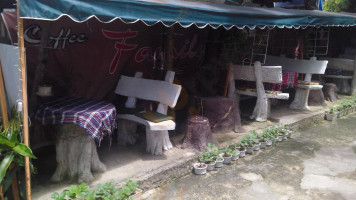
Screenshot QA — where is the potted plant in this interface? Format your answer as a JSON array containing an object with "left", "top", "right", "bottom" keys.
[
  {"left": 206, "top": 143, "right": 223, "bottom": 168},
  {"left": 199, "top": 151, "right": 216, "bottom": 171},
  {"left": 219, "top": 147, "right": 232, "bottom": 164},
  {"left": 336, "top": 105, "right": 344, "bottom": 118},
  {"left": 214, "top": 156, "right": 224, "bottom": 168},
  {"left": 228, "top": 142, "right": 241, "bottom": 160},
  {"left": 261, "top": 129, "right": 273, "bottom": 146},
  {"left": 193, "top": 162, "right": 207, "bottom": 175},
  {"left": 242, "top": 135, "right": 258, "bottom": 154},
  {"left": 238, "top": 141, "right": 247, "bottom": 157},
  {"left": 252, "top": 130, "right": 266, "bottom": 149},
  {"left": 325, "top": 106, "right": 338, "bottom": 121}
]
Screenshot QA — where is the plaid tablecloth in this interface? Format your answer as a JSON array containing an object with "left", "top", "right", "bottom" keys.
[
  {"left": 237, "top": 70, "right": 298, "bottom": 91},
  {"left": 35, "top": 97, "right": 117, "bottom": 143}
]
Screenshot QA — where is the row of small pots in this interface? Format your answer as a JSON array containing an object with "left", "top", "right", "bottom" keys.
[
  {"left": 325, "top": 106, "right": 356, "bottom": 121},
  {"left": 194, "top": 133, "right": 291, "bottom": 175}
]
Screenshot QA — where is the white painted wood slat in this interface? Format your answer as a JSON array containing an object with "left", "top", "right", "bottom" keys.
[
  {"left": 115, "top": 75, "right": 182, "bottom": 108},
  {"left": 265, "top": 55, "right": 328, "bottom": 75},
  {"left": 232, "top": 64, "right": 283, "bottom": 83}
]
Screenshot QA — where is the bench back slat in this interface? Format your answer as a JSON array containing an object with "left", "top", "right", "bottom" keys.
[
  {"left": 320, "top": 57, "right": 354, "bottom": 71},
  {"left": 265, "top": 55, "right": 328, "bottom": 75},
  {"left": 232, "top": 64, "right": 282, "bottom": 83},
  {"left": 115, "top": 75, "right": 182, "bottom": 108}
]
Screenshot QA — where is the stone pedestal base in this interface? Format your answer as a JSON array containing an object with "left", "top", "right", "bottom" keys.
[
  {"left": 51, "top": 124, "right": 106, "bottom": 183},
  {"left": 290, "top": 88, "right": 310, "bottom": 110}
]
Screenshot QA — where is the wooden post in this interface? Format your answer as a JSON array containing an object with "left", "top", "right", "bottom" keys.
[
  {"left": 351, "top": 55, "right": 356, "bottom": 96},
  {"left": 17, "top": 2, "right": 32, "bottom": 200},
  {"left": 165, "top": 27, "right": 174, "bottom": 71},
  {"left": 224, "top": 62, "right": 232, "bottom": 97},
  {"left": 0, "top": 61, "right": 9, "bottom": 126}
]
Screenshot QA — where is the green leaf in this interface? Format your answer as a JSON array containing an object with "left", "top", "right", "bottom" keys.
[
  {"left": 10, "top": 130, "right": 19, "bottom": 143},
  {"left": 0, "top": 134, "right": 15, "bottom": 148},
  {"left": 51, "top": 192, "right": 60, "bottom": 200},
  {"left": 2, "top": 167, "right": 17, "bottom": 193},
  {"left": 0, "top": 152, "right": 14, "bottom": 183},
  {"left": 12, "top": 143, "right": 36, "bottom": 159}
]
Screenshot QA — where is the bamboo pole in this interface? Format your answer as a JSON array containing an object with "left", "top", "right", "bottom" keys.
[
  {"left": 0, "top": 61, "right": 8, "bottom": 126},
  {"left": 9, "top": 164, "right": 20, "bottom": 200},
  {"left": 17, "top": 2, "right": 32, "bottom": 200},
  {"left": 0, "top": 60, "right": 8, "bottom": 200}
]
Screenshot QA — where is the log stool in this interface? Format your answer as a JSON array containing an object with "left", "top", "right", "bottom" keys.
[
  {"left": 201, "top": 96, "right": 243, "bottom": 133},
  {"left": 181, "top": 116, "right": 217, "bottom": 151},
  {"left": 51, "top": 124, "right": 106, "bottom": 183},
  {"left": 323, "top": 83, "right": 339, "bottom": 102},
  {"left": 308, "top": 89, "right": 327, "bottom": 106}
]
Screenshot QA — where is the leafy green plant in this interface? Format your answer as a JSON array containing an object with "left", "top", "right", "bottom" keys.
[
  {"left": 323, "top": 0, "right": 349, "bottom": 12},
  {"left": 260, "top": 129, "right": 273, "bottom": 141},
  {"left": 51, "top": 180, "right": 139, "bottom": 200},
  {"left": 241, "top": 134, "right": 258, "bottom": 147},
  {"left": 329, "top": 106, "right": 336, "bottom": 114},
  {"left": 1, "top": 107, "right": 36, "bottom": 198},
  {"left": 220, "top": 146, "right": 237, "bottom": 157}
]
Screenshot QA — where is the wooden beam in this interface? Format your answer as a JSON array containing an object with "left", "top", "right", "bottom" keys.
[
  {"left": 0, "top": 61, "right": 9, "bottom": 127},
  {"left": 17, "top": 2, "right": 32, "bottom": 200}
]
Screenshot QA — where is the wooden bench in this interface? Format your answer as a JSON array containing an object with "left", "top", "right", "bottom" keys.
[
  {"left": 228, "top": 61, "right": 289, "bottom": 122},
  {"left": 265, "top": 55, "right": 328, "bottom": 110},
  {"left": 115, "top": 71, "right": 181, "bottom": 155},
  {"left": 321, "top": 56, "right": 356, "bottom": 95}
]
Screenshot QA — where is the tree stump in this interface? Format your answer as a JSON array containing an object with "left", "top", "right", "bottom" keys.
[
  {"left": 201, "top": 96, "right": 243, "bottom": 133},
  {"left": 181, "top": 116, "right": 217, "bottom": 151},
  {"left": 51, "top": 124, "right": 106, "bottom": 183},
  {"left": 308, "top": 89, "right": 327, "bottom": 106},
  {"left": 323, "top": 83, "right": 339, "bottom": 102},
  {"left": 335, "top": 79, "right": 351, "bottom": 94}
]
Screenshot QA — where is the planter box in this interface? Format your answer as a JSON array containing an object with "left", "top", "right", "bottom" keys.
[{"left": 325, "top": 112, "right": 338, "bottom": 121}]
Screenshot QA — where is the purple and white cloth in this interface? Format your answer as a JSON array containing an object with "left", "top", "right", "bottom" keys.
[{"left": 35, "top": 97, "right": 117, "bottom": 143}]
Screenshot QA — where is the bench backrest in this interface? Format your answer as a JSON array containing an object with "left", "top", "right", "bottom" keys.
[
  {"left": 115, "top": 72, "right": 182, "bottom": 108},
  {"left": 320, "top": 57, "right": 355, "bottom": 71},
  {"left": 232, "top": 64, "right": 283, "bottom": 83},
  {"left": 265, "top": 55, "right": 328, "bottom": 82}
]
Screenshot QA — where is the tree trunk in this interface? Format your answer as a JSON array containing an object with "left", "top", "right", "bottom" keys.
[{"left": 51, "top": 124, "right": 106, "bottom": 183}]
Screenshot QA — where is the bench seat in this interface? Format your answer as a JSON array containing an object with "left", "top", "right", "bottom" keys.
[
  {"left": 117, "top": 114, "right": 175, "bottom": 131},
  {"left": 297, "top": 84, "right": 323, "bottom": 90},
  {"left": 236, "top": 90, "right": 289, "bottom": 99},
  {"left": 324, "top": 75, "right": 353, "bottom": 79}
]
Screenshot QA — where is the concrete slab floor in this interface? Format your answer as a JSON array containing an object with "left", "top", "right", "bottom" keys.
[
  {"left": 142, "top": 113, "right": 356, "bottom": 200},
  {"left": 30, "top": 95, "right": 352, "bottom": 199}
]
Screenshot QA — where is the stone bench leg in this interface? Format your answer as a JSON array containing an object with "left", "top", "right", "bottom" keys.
[
  {"left": 51, "top": 124, "right": 106, "bottom": 183},
  {"left": 290, "top": 88, "right": 310, "bottom": 110},
  {"left": 146, "top": 128, "right": 173, "bottom": 155}
]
